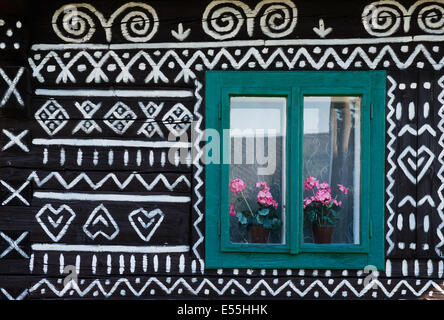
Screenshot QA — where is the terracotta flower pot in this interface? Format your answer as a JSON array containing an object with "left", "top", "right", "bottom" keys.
[
  {"left": 312, "top": 225, "right": 335, "bottom": 244},
  {"left": 248, "top": 225, "right": 270, "bottom": 243}
]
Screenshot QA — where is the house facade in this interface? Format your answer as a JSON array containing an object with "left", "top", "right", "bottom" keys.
[{"left": 0, "top": 0, "right": 443, "bottom": 299}]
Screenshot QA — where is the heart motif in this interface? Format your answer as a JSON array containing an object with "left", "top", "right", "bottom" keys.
[
  {"left": 128, "top": 208, "right": 164, "bottom": 242},
  {"left": 397, "top": 145, "right": 435, "bottom": 184},
  {"left": 83, "top": 204, "right": 119, "bottom": 240},
  {"left": 36, "top": 204, "right": 76, "bottom": 242}
]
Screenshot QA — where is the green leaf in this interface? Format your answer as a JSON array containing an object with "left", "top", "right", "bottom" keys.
[
  {"left": 258, "top": 208, "right": 270, "bottom": 216},
  {"left": 236, "top": 212, "right": 248, "bottom": 224}
]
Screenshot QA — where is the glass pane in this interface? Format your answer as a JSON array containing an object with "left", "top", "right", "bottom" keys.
[
  {"left": 302, "top": 96, "right": 361, "bottom": 244},
  {"left": 229, "top": 97, "right": 286, "bottom": 244}
]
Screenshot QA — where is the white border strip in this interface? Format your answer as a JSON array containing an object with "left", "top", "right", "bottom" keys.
[
  {"left": 33, "top": 138, "right": 190, "bottom": 148},
  {"left": 31, "top": 35, "right": 444, "bottom": 51},
  {"left": 33, "top": 191, "right": 191, "bottom": 203},
  {"left": 35, "top": 89, "right": 193, "bottom": 98},
  {"left": 31, "top": 243, "right": 189, "bottom": 253}
]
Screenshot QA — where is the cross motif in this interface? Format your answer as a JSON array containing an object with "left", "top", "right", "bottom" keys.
[
  {"left": 0, "top": 180, "right": 31, "bottom": 206},
  {"left": 0, "top": 67, "right": 24, "bottom": 107},
  {"left": 137, "top": 102, "right": 164, "bottom": 138},
  {"left": 72, "top": 101, "right": 102, "bottom": 134},
  {"left": 2, "top": 129, "right": 29, "bottom": 152},
  {"left": 0, "top": 232, "right": 29, "bottom": 259}
]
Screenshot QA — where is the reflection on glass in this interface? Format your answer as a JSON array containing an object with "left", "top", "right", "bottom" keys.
[
  {"left": 229, "top": 97, "right": 286, "bottom": 244},
  {"left": 302, "top": 96, "right": 361, "bottom": 244}
]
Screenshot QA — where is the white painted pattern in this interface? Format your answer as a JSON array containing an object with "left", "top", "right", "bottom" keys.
[
  {"left": 52, "top": 2, "right": 159, "bottom": 43},
  {"left": 192, "top": 80, "right": 204, "bottom": 262},
  {"left": 397, "top": 145, "right": 435, "bottom": 184},
  {"left": 25, "top": 277, "right": 444, "bottom": 298},
  {"left": 0, "top": 67, "right": 24, "bottom": 107},
  {"left": 34, "top": 191, "right": 191, "bottom": 203},
  {"left": 0, "top": 232, "right": 29, "bottom": 259},
  {"left": 35, "top": 204, "right": 76, "bottom": 242},
  {"left": 0, "top": 180, "right": 30, "bottom": 206},
  {"left": 202, "top": 0, "right": 298, "bottom": 40},
  {"left": 162, "top": 103, "right": 193, "bottom": 137},
  {"left": 386, "top": 75, "right": 397, "bottom": 255},
  {"left": 83, "top": 204, "right": 120, "bottom": 240},
  {"left": 27, "top": 171, "right": 191, "bottom": 191},
  {"left": 313, "top": 19, "right": 332, "bottom": 38},
  {"left": 28, "top": 45, "right": 444, "bottom": 85},
  {"left": 31, "top": 244, "right": 189, "bottom": 253},
  {"left": 171, "top": 23, "right": 191, "bottom": 41},
  {"left": 435, "top": 75, "right": 444, "bottom": 257},
  {"left": 103, "top": 102, "right": 137, "bottom": 135},
  {"left": 72, "top": 101, "right": 102, "bottom": 134},
  {"left": 1, "top": 129, "right": 29, "bottom": 152},
  {"left": 363, "top": 0, "right": 444, "bottom": 37},
  {"left": 35, "top": 100, "right": 70, "bottom": 136},
  {"left": 128, "top": 208, "right": 165, "bottom": 242},
  {"left": 138, "top": 102, "right": 164, "bottom": 138}
]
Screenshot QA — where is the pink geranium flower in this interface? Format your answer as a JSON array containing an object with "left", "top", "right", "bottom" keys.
[
  {"left": 230, "top": 178, "right": 246, "bottom": 194},
  {"left": 256, "top": 181, "right": 270, "bottom": 191},
  {"left": 333, "top": 199, "right": 342, "bottom": 207},
  {"left": 315, "top": 188, "right": 331, "bottom": 204},
  {"left": 229, "top": 204, "right": 236, "bottom": 216},
  {"left": 304, "top": 176, "right": 319, "bottom": 191},
  {"left": 338, "top": 184, "right": 349, "bottom": 195}
]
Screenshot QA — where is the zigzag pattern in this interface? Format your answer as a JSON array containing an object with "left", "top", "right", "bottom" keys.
[
  {"left": 29, "top": 45, "right": 444, "bottom": 84},
  {"left": 0, "top": 288, "right": 28, "bottom": 300},
  {"left": 23, "top": 277, "right": 444, "bottom": 299},
  {"left": 27, "top": 171, "right": 191, "bottom": 191},
  {"left": 192, "top": 80, "right": 204, "bottom": 264},
  {"left": 435, "top": 75, "right": 444, "bottom": 258},
  {"left": 386, "top": 75, "right": 397, "bottom": 255}
]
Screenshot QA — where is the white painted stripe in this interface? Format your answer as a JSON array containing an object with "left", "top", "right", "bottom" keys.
[
  {"left": 142, "top": 254, "right": 148, "bottom": 272},
  {"left": 33, "top": 138, "right": 190, "bottom": 148},
  {"left": 166, "top": 255, "right": 171, "bottom": 273},
  {"left": 153, "top": 255, "right": 158, "bottom": 272},
  {"left": 75, "top": 255, "right": 81, "bottom": 275},
  {"left": 119, "top": 255, "right": 125, "bottom": 274},
  {"left": 107, "top": 254, "right": 112, "bottom": 274},
  {"left": 29, "top": 253, "right": 34, "bottom": 273},
  {"left": 31, "top": 35, "right": 444, "bottom": 51},
  {"left": 33, "top": 191, "right": 191, "bottom": 203},
  {"left": 43, "top": 148, "right": 48, "bottom": 164},
  {"left": 59, "top": 254, "right": 64, "bottom": 274},
  {"left": 130, "top": 255, "right": 135, "bottom": 273},
  {"left": 43, "top": 253, "right": 48, "bottom": 274},
  {"left": 60, "top": 148, "right": 65, "bottom": 166},
  {"left": 92, "top": 255, "right": 97, "bottom": 274},
  {"left": 32, "top": 243, "right": 189, "bottom": 253},
  {"left": 35, "top": 88, "right": 193, "bottom": 98}
]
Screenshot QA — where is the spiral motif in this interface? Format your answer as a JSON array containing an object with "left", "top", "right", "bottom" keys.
[
  {"left": 417, "top": 3, "right": 444, "bottom": 34},
  {"left": 118, "top": 4, "right": 159, "bottom": 42},
  {"left": 202, "top": 1, "right": 249, "bottom": 40},
  {"left": 362, "top": 1, "right": 405, "bottom": 37},
  {"left": 257, "top": 1, "right": 297, "bottom": 38},
  {"left": 52, "top": 4, "right": 97, "bottom": 43}
]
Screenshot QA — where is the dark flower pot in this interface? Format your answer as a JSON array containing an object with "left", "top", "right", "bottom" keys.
[
  {"left": 312, "top": 225, "right": 335, "bottom": 244},
  {"left": 248, "top": 225, "right": 270, "bottom": 243}
]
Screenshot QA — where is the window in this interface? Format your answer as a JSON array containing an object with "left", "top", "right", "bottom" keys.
[{"left": 205, "top": 71, "right": 386, "bottom": 270}]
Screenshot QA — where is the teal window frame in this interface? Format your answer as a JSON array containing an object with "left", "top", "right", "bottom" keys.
[{"left": 205, "top": 71, "right": 386, "bottom": 270}]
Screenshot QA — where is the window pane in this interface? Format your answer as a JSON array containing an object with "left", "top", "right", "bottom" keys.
[
  {"left": 229, "top": 97, "right": 286, "bottom": 244},
  {"left": 302, "top": 96, "right": 361, "bottom": 244}
]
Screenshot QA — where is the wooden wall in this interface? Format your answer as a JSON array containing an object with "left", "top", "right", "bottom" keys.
[{"left": 0, "top": 0, "right": 443, "bottom": 299}]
